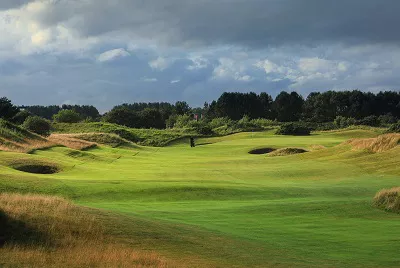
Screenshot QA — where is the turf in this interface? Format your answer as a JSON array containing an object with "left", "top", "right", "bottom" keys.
[{"left": 0, "top": 128, "right": 399, "bottom": 267}]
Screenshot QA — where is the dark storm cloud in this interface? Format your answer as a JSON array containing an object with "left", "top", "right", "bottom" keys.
[{"left": 35, "top": 0, "right": 400, "bottom": 47}]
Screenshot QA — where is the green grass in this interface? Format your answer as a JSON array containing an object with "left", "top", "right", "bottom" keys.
[
  {"left": 52, "top": 122, "right": 196, "bottom": 147},
  {"left": 1, "top": 128, "right": 399, "bottom": 267}
]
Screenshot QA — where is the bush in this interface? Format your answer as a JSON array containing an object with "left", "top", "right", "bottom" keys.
[
  {"left": 388, "top": 122, "right": 400, "bottom": 133},
  {"left": 188, "top": 121, "right": 214, "bottom": 135},
  {"left": 356, "top": 115, "right": 379, "bottom": 127},
  {"left": 276, "top": 123, "right": 311, "bottom": 136},
  {"left": 53, "top": 109, "right": 81, "bottom": 123},
  {"left": 250, "top": 118, "right": 278, "bottom": 128},
  {"left": 23, "top": 116, "right": 51, "bottom": 136},
  {"left": 173, "top": 114, "right": 193, "bottom": 128},
  {"left": 378, "top": 113, "right": 397, "bottom": 126},
  {"left": 209, "top": 117, "right": 234, "bottom": 129},
  {"left": 11, "top": 110, "right": 32, "bottom": 125},
  {"left": 334, "top": 116, "right": 356, "bottom": 129}
]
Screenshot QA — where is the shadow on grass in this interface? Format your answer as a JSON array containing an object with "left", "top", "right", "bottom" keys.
[{"left": 0, "top": 210, "right": 48, "bottom": 247}]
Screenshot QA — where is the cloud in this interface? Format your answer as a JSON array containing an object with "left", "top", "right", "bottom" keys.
[
  {"left": 97, "top": 48, "right": 130, "bottom": 62},
  {"left": 170, "top": 79, "right": 180, "bottom": 84},
  {"left": 0, "top": 0, "right": 33, "bottom": 10},
  {"left": 149, "top": 57, "right": 171, "bottom": 71},
  {"left": 141, "top": 77, "right": 158, "bottom": 82},
  {"left": 16, "top": 0, "right": 400, "bottom": 49}
]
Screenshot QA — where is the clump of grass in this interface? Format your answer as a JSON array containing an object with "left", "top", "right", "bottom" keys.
[
  {"left": 69, "top": 133, "right": 135, "bottom": 148},
  {"left": 309, "top": 144, "right": 327, "bottom": 151},
  {"left": 0, "top": 119, "right": 54, "bottom": 153},
  {"left": 344, "top": 133, "right": 400, "bottom": 153},
  {"left": 0, "top": 193, "right": 170, "bottom": 267},
  {"left": 52, "top": 122, "right": 193, "bottom": 147},
  {"left": 268, "top": 148, "right": 308, "bottom": 157},
  {"left": 48, "top": 134, "right": 97, "bottom": 151},
  {"left": 373, "top": 187, "right": 400, "bottom": 213}
]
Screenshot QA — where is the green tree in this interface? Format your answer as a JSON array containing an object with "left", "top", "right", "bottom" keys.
[
  {"left": 23, "top": 116, "right": 51, "bottom": 136},
  {"left": 53, "top": 109, "right": 81, "bottom": 123},
  {"left": 0, "top": 97, "right": 19, "bottom": 120}
]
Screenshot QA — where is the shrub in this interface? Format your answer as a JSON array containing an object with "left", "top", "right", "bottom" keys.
[
  {"left": 276, "top": 122, "right": 311, "bottom": 136},
  {"left": 209, "top": 117, "right": 234, "bottom": 129},
  {"left": 53, "top": 109, "right": 81, "bottom": 123},
  {"left": 334, "top": 116, "right": 356, "bottom": 129},
  {"left": 356, "top": 115, "right": 379, "bottom": 127},
  {"left": 378, "top": 113, "right": 397, "bottom": 126},
  {"left": 188, "top": 121, "right": 214, "bottom": 135},
  {"left": 250, "top": 118, "right": 278, "bottom": 128},
  {"left": 11, "top": 110, "right": 32, "bottom": 125},
  {"left": 388, "top": 122, "right": 400, "bottom": 133},
  {"left": 173, "top": 114, "right": 193, "bottom": 128},
  {"left": 23, "top": 116, "right": 51, "bottom": 136}
]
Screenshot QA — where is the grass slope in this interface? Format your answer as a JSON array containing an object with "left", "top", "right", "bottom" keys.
[
  {"left": 0, "top": 119, "right": 53, "bottom": 153},
  {"left": 0, "top": 128, "right": 399, "bottom": 267},
  {"left": 52, "top": 122, "right": 195, "bottom": 147}
]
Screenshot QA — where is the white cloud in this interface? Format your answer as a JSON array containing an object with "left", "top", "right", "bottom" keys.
[
  {"left": 170, "top": 79, "right": 180, "bottom": 84},
  {"left": 141, "top": 77, "right": 157, "bottom": 82},
  {"left": 97, "top": 48, "right": 130, "bottom": 62},
  {"left": 149, "top": 57, "right": 170, "bottom": 71},
  {"left": 187, "top": 56, "right": 209, "bottom": 70}
]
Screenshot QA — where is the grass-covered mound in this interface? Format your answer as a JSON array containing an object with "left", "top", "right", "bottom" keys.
[
  {"left": 68, "top": 133, "right": 137, "bottom": 148},
  {"left": 53, "top": 122, "right": 193, "bottom": 147},
  {"left": 48, "top": 134, "right": 97, "bottom": 151},
  {"left": 0, "top": 193, "right": 170, "bottom": 267},
  {"left": 268, "top": 147, "right": 308, "bottom": 156},
  {"left": 373, "top": 187, "right": 400, "bottom": 213},
  {"left": 344, "top": 133, "right": 400, "bottom": 153},
  {"left": 0, "top": 119, "right": 53, "bottom": 153}
]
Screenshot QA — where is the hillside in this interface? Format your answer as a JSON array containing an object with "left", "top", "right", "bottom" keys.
[
  {"left": 1, "top": 128, "right": 399, "bottom": 267},
  {"left": 52, "top": 122, "right": 195, "bottom": 147},
  {"left": 0, "top": 119, "right": 53, "bottom": 153}
]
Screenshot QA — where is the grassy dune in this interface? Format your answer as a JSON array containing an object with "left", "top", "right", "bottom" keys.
[
  {"left": 0, "top": 128, "right": 399, "bottom": 267},
  {"left": 0, "top": 193, "right": 171, "bottom": 267}
]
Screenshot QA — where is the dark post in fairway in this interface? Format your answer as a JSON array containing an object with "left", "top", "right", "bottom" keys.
[{"left": 190, "top": 137, "right": 195, "bottom": 148}]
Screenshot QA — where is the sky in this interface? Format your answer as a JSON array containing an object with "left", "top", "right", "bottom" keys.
[{"left": 0, "top": 0, "right": 400, "bottom": 112}]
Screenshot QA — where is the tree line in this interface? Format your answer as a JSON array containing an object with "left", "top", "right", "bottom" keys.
[{"left": 1, "top": 90, "right": 399, "bottom": 130}]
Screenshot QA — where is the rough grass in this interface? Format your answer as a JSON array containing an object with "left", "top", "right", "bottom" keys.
[
  {"left": 373, "top": 187, "right": 400, "bottom": 213},
  {"left": 0, "top": 193, "right": 171, "bottom": 268},
  {"left": 48, "top": 134, "right": 97, "bottom": 151},
  {"left": 0, "top": 128, "right": 399, "bottom": 267},
  {"left": 68, "top": 133, "right": 136, "bottom": 148},
  {"left": 344, "top": 133, "right": 400, "bottom": 153},
  {"left": 268, "top": 147, "right": 308, "bottom": 156},
  {"left": 0, "top": 119, "right": 54, "bottom": 153},
  {"left": 52, "top": 122, "right": 194, "bottom": 147}
]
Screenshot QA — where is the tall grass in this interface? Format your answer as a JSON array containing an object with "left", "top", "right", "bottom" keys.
[
  {"left": 0, "top": 193, "right": 171, "bottom": 267},
  {"left": 48, "top": 134, "right": 97, "bottom": 150},
  {"left": 373, "top": 187, "right": 400, "bottom": 213},
  {"left": 344, "top": 133, "right": 400, "bottom": 153}
]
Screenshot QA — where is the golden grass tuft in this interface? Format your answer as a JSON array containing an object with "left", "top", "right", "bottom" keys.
[
  {"left": 344, "top": 133, "right": 400, "bottom": 153},
  {"left": 0, "top": 193, "right": 171, "bottom": 267},
  {"left": 0, "top": 138, "right": 55, "bottom": 153},
  {"left": 48, "top": 134, "right": 97, "bottom": 151},
  {"left": 268, "top": 147, "right": 308, "bottom": 157},
  {"left": 309, "top": 144, "right": 327, "bottom": 151},
  {"left": 373, "top": 187, "right": 400, "bottom": 213}
]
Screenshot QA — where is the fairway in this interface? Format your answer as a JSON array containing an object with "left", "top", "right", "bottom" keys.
[{"left": 1, "top": 129, "right": 399, "bottom": 267}]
